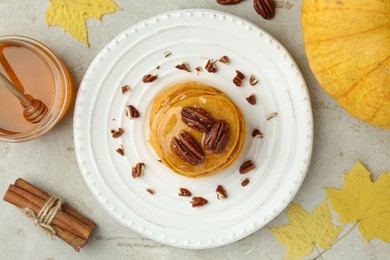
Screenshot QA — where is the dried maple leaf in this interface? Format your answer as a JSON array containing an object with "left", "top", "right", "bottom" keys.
[
  {"left": 270, "top": 201, "right": 343, "bottom": 259},
  {"left": 325, "top": 161, "right": 390, "bottom": 242},
  {"left": 45, "top": 0, "right": 121, "bottom": 46}
]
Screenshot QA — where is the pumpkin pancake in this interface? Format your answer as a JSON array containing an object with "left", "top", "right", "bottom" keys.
[
  {"left": 149, "top": 82, "right": 222, "bottom": 128},
  {"left": 148, "top": 82, "right": 245, "bottom": 178}
]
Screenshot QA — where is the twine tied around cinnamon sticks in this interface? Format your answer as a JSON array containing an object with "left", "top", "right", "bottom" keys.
[
  {"left": 3, "top": 178, "right": 96, "bottom": 251},
  {"left": 20, "top": 195, "right": 63, "bottom": 238}
]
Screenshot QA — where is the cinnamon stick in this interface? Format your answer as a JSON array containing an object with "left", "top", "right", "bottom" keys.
[
  {"left": 3, "top": 190, "right": 87, "bottom": 251},
  {"left": 7, "top": 185, "right": 92, "bottom": 240},
  {"left": 55, "top": 226, "right": 87, "bottom": 252},
  {"left": 14, "top": 178, "right": 96, "bottom": 230}
]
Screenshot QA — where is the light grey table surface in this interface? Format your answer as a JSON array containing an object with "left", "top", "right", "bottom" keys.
[{"left": 1, "top": 1, "right": 389, "bottom": 259}]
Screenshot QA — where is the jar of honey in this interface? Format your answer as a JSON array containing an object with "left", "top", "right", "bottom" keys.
[{"left": 0, "top": 36, "right": 72, "bottom": 142}]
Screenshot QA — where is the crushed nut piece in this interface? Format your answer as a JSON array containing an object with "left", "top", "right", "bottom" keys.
[
  {"left": 131, "top": 162, "right": 144, "bottom": 178},
  {"left": 246, "top": 93, "right": 256, "bottom": 105},
  {"left": 191, "top": 197, "right": 208, "bottom": 207},
  {"left": 146, "top": 188, "right": 155, "bottom": 195},
  {"left": 217, "top": 0, "right": 242, "bottom": 4},
  {"left": 175, "top": 62, "right": 191, "bottom": 72},
  {"left": 266, "top": 112, "right": 278, "bottom": 120},
  {"left": 233, "top": 70, "right": 245, "bottom": 86},
  {"left": 121, "top": 85, "right": 130, "bottom": 94},
  {"left": 216, "top": 185, "right": 228, "bottom": 200},
  {"left": 250, "top": 75, "right": 258, "bottom": 86},
  {"left": 205, "top": 59, "right": 217, "bottom": 73},
  {"left": 143, "top": 74, "right": 158, "bottom": 83},
  {"left": 239, "top": 160, "right": 256, "bottom": 174},
  {"left": 164, "top": 51, "right": 172, "bottom": 57},
  {"left": 126, "top": 105, "right": 140, "bottom": 119},
  {"left": 178, "top": 188, "right": 192, "bottom": 197},
  {"left": 241, "top": 178, "right": 250, "bottom": 187},
  {"left": 111, "top": 128, "right": 124, "bottom": 138},
  {"left": 195, "top": 66, "right": 202, "bottom": 75},
  {"left": 252, "top": 129, "right": 264, "bottom": 139},
  {"left": 156, "top": 65, "right": 160, "bottom": 70},
  {"left": 116, "top": 144, "right": 125, "bottom": 156},
  {"left": 218, "top": 55, "right": 230, "bottom": 64}
]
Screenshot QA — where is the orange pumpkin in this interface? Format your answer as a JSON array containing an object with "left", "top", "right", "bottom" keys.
[{"left": 301, "top": 0, "right": 390, "bottom": 128}]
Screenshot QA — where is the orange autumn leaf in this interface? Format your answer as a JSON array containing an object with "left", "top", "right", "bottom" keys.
[
  {"left": 325, "top": 161, "right": 390, "bottom": 242},
  {"left": 45, "top": 0, "right": 121, "bottom": 46}
]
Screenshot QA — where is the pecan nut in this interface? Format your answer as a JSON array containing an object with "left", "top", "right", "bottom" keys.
[
  {"left": 178, "top": 188, "right": 192, "bottom": 197},
  {"left": 116, "top": 144, "right": 125, "bottom": 156},
  {"left": 250, "top": 75, "right": 258, "bottom": 86},
  {"left": 217, "top": 0, "right": 242, "bottom": 4},
  {"left": 126, "top": 105, "right": 140, "bottom": 119},
  {"left": 171, "top": 131, "right": 205, "bottom": 165},
  {"left": 142, "top": 74, "right": 158, "bottom": 83},
  {"left": 204, "top": 120, "right": 229, "bottom": 154},
  {"left": 241, "top": 178, "right": 250, "bottom": 187},
  {"left": 246, "top": 93, "right": 256, "bottom": 105},
  {"left": 218, "top": 55, "right": 230, "bottom": 64},
  {"left": 132, "top": 162, "right": 144, "bottom": 178},
  {"left": 233, "top": 70, "right": 245, "bottom": 86},
  {"left": 146, "top": 188, "right": 155, "bottom": 195},
  {"left": 216, "top": 185, "right": 228, "bottom": 200},
  {"left": 252, "top": 129, "right": 264, "bottom": 139},
  {"left": 181, "top": 107, "right": 214, "bottom": 132},
  {"left": 175, "top": 62, "right": 191, "bottom": 72},
  {"left": 239, "top": 160, "right": 256, "bottom": 174},
  {"left": 205, "top": 59, "right": 217, "bottom": 73},
  {"left": 111, "top": 128, "right": 124, "bottom": 138},
  {"left": 121, "top": 85, "right": 129, "bottom": 94},
  {"left": 254, "top": 0, "right": 275, "bottom": 20},
  {"left": 191, "top": 197, "right": 208, "bottom": 207}
]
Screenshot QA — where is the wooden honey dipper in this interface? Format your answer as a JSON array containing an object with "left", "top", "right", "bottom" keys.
[{"left": 0, "top": 71, "right": 48, "bottom": 124}]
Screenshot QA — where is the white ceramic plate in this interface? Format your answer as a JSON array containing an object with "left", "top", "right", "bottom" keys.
[{"left": 74, "top": 9, "right": 313, "bottom": 249}]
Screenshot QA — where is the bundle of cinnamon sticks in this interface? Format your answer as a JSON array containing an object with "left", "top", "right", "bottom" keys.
[{"left": 3, "top": 178, "right": 96, "bottom": 251}]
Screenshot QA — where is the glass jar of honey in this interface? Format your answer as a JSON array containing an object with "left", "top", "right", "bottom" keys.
[{"left": 0, "top": 36, "right": 72, "bottom": 142}]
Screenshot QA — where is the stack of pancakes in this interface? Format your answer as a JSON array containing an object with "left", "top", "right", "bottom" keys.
[{"left": 149, "top": 82, "right": 245, "bottom": 178}]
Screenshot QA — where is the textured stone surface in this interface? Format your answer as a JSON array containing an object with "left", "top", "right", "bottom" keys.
[{"left": 1, "top": 0, "right": 389, "bottom": 259}]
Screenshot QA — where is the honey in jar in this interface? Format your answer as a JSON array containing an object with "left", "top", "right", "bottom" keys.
[{"left": 0, "top": 36, "right": 72, "bottom": 142}]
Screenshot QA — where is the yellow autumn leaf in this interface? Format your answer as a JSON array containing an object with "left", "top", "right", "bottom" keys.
[
  {"left": 270, "top": 201, "right": 343, "bottom": 259},
  {"left": 325, "top": 161, "right": 390, "bottom": 242},
  {"left": 45, "top": 0, "right": 121, "bottom": 46}
]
